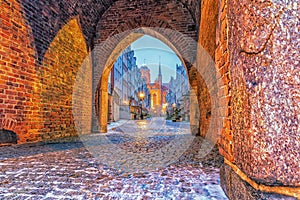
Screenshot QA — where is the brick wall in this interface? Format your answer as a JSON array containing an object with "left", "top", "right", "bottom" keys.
[
  {"left": 40, "top": 18, "right": 91, "bottom": 140},
  {"left": 0, "top": 0, "right": 39, "bottom": 142},
  {"left": 19, "top": 0, "right": 107, "bottom": 61},
  {"left": 188, "top": 67, "right": 211, "bottom": 137},
  {"left": 196, "top": 0, "right": 220, "bottom": 139},
  {"left": 0, "top": 0, "right": 92, "bottom": 143},
  {"left": 215, "top": 0, "right": 233, "bottom": 161}
]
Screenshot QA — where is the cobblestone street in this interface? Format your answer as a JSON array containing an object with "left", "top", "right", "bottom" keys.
[{"left": 0, "top": 119, "right": 228, "bottom": 199}]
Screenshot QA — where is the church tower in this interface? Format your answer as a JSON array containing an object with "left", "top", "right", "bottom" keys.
[
  {"left": 158, "top": 57, "right": 163, "bottom": 106},
  {"left": 158, "top": 56, "right": 162, "bottom": 87}
]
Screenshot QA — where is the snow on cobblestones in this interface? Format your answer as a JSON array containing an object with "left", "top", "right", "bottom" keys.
[{"left": 0, "top": 119, "right": 228, "bottom": 199}]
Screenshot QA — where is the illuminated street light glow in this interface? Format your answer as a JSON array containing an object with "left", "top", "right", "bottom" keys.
[{"left": 138, "top": 92, "right": 145, "bottom": 100}]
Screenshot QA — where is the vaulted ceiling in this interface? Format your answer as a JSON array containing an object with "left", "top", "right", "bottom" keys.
[{"left": 20, "top": 0, "right": 201, "bottom": 62}]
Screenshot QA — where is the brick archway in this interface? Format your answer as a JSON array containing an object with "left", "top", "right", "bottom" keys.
[
  {"left": 91, "top": 0, "right": 200, "bottom": 133},
  {"left": 1, "top": 0, "right": 299, "bottom": 198},
  {"left": 93, "top": 27, "right": 199, "bottom": 133}
]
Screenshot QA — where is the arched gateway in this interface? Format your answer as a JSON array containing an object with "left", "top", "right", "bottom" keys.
[{"left": 0, "top": 0, "right": 299, "bottom": 198}]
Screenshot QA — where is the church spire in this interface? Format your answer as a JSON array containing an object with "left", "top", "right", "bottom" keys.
[
  {"left": 157, "top": 56, "right": 162, "bottom": 89},
  {"left": 158, "top": 56, "right": 162, "bottom": 77}
]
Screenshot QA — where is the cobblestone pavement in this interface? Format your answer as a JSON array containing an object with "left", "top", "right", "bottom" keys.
[{"left": 0, "top": 118, "right": 228, "bottom": 200}]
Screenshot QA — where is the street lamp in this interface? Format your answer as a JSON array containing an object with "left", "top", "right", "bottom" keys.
[
  {"left": 138, "top": 91, "right": 145, "bottom": 120},
  {"left": 138, "top": 91, "right": 145, "bottom": 100}
]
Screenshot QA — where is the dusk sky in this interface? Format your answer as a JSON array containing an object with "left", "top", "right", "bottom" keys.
[{"left": 131, "top": 35, "right": 183, "bottom": 83}]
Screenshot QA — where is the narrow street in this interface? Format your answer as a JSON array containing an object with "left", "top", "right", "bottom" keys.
[{"left": 0, "top": 118, "right": 228, "bottom": 199}]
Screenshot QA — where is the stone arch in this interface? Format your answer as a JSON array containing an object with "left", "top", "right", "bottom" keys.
[
  {"left": 91, "top": 0, "right": 200, "bottom": 132},
  {"left": 90, "top": 0, "right": 223, "bottom": 141},
  {"left": 93, "top": 27, "right": 199, "bottom": 132},
  {"left": 92, "top": 2, "right": 198, "bottom": 95}
]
